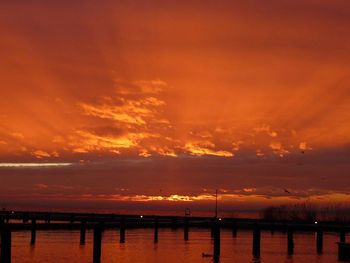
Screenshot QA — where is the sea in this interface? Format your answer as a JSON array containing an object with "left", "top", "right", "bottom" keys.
[{"left": 11, "top": 227, "right": 343, "bottom": 263}]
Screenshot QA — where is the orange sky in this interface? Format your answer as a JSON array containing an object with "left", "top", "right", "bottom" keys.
[{"left": 1, "top": 0, "right": 350, "bottom": 211}]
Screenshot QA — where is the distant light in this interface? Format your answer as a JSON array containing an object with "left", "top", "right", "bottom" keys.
[
  {"left": 315, "top": 221, "right": 318, "bottom": 224},
  {"left": 219, "top": 218, "right": 222, "bottom": 221},
  {"left": 0, "top": 163, "right": 73, "bottom": 167},
  {"left": 140, "top": 215, "right": 143, "bottom": 218}
]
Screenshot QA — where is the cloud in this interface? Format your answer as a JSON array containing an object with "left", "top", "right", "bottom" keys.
[
  {"left": 184, "top": 143, "right": 234, "bottom": 157},
  {"left": 0, "top": 163, "right": 73, "bottom": 167},
  {"left": 133, "top": 79, "right": 167, "bottom": 94},
  {"left": 254, "top": 125, "right": 278, "bottom": 137},
  {"left": 243, "top": 188, "right": 256, "bottom": 192},
  {"left": 11, "top": 132, "right": 24, "bottom": 139},
  {"left": 299, "top": 141, "right": 312, "bottom": 151},
  {"left": 0, "top": 0, "right": 350, "bottom": 209},
  {"left": 34, "top": 184, "right": 48, "bottom": 189},
  {"left": 32, "top": 150, "right": 51, "bottom": 159},
  {"left": 80, "top": 102, "right": 148, "bottom": 124},
  {"left": 69, "top": 130, "right": 139, "bottom": 153},
  {"left": 269, "top": 142, "right": 290, "bottom": 157}
]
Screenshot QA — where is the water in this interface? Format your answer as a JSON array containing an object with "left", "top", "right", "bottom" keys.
[{"left": 11, "top": 228, "right": 342, "bottom": 263}]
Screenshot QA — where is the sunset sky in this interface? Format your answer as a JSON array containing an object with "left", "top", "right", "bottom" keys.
[{"left": 1, "top": 0, "right": 350, "bottom": 212}]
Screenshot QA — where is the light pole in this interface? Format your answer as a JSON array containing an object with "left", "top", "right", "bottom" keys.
[{"left": 215, "top": 189, "right": 218, "bottom": 218}]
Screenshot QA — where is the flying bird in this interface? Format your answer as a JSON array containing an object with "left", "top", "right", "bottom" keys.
[{"left": 284, "top": 189, "right": 291, "bottom": 194}]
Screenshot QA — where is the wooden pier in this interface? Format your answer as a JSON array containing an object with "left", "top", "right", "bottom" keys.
[{"left": 0, "top": 210, "right": 348, "bottom": 262}]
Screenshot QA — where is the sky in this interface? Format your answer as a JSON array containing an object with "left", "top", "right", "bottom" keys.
[{"left": 0, "top": 0, "right": 350, "bottom": 213}]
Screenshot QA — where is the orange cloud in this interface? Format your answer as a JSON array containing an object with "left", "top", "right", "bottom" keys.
[
  {"left": 32, "top": 150, "right": 51, "bottom": 159},
  {"left": 184, "top": 143, "right": 234, "bottom": 157},
  {"left": 80, "top": 103, "right": 148, "bottom": 124},
  {"left": 1, "top": 0, "right": 350, "bottom": 209},
  {"left": 69, "top": 130, "right": 140, "bottom": 153}
]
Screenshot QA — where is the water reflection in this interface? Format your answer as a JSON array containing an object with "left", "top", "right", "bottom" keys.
[
  {"left": 11, "top": 228, "right": 340, "bottom": 263},
  {"left": 286, "top": 254, "right": 294, "bottom": 263}
]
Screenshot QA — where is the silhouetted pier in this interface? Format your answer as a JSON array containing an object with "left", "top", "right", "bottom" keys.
[{"left": 0, "top": 210, "right": 349, "bottom": 262}]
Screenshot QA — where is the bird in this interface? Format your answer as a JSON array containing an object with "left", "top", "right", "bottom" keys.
[
  {"left": 284, "top": 189, "right": 291, "bottom": 194},
  {"left": 202, "top": 253, "right": 213, "bottom": 257}
]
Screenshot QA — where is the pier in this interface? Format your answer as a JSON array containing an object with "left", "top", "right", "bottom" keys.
[{"left": 0, "top": 210, "right": 348, "bottom": 262}]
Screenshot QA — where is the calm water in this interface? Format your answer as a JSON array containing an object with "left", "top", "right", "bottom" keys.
[{"left": 11, "top": 228, "right": 343, "bottom": 263}]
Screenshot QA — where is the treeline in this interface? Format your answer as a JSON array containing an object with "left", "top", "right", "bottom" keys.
[{"left": 261, "top": 203, "right": 350, "bottom": 223}]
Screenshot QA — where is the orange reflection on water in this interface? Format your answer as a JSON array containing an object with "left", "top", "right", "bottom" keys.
[{"left": 11, "top": 228, "right": 340, "bottom": 263}]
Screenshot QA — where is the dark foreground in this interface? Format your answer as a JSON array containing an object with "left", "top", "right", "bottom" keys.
[{"left": 0, "top": 210, "right": 350, "bottom": 262}]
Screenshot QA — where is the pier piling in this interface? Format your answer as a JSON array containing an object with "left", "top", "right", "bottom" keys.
[
  {"left": 252, "top": 224, "right": 261, "bottom": 258},
  {"left": 22, "top": 213, "right": 29, "bottom": 223},
  {"left": 93, "top": 225, "right": 102, "bottom": 263},
  {"left": 120, "top": 217, "right": 125, "bottom": 243},
  {"left": 317, "top": 227, "right": 323, "bottom": 254},
  {"left": 270, "top": 222, "right": 275, "bottom": 235},
  {"left": 70, "top": 214, "right": 75, "bottom": 224},
  {"left": 210, "top": 218, "right": 214, "bottom": 238},
  {"left": 338, "top": 242, "right": 350, "bottom": 261},
  {"left": 213, "top": 220, "right": 220, "bottom": 260},
  {"left": 287, "top": 227, "right": 294, "bottom": 255},
  {"left": 45, "top": 213, "right": 50, "bottom": 224},
  {"left": 1, "top": 226, "right": 11, "bottom": 263},
  {"left": 340, "top": 227, "right": 346, "bottom": 243},
  {"left": 31, "top": 219, "right": 36, "bottom": 245},
  {"left": 184, "top": 218, "right": 189, "bottom": 241},
  {"left": 154, "top": 217, "right": 158, "bottom": 243},
  {"left": 171, "top": 218, "right": 177, "bottom": 230},
  {"left": 80, "top": 220, "right": 86, "bottom": 244},
  {"left": 232, "top": 221, "right": 237, "bottom": 238}
]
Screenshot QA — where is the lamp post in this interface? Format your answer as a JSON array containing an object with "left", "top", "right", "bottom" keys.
[{"left": 215, "top": 189, "right": 218, "bottom": 218}]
